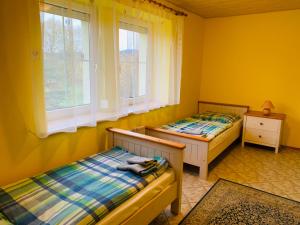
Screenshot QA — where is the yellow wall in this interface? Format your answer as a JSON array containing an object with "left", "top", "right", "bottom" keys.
[
  {"left": 200, "top": 10, "right": 300, "bottom": 148},
  {"left": 0, "top": 1, "right": 204, "bottom": 185}
]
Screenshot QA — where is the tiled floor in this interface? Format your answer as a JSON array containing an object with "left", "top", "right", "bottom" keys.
[{"left": 150, "top": 142, "right": 300, "bottom": 225}]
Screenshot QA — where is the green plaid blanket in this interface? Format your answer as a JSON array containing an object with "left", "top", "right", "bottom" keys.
[
  {"left": 191, "top": 111, "right": 240, "bottom": 124},
  {"left": 0, "top": 212, "right": 11, "bottom": 224},
  {"left": 0, "top": 147, "right": 168, "bottom": 225},
  {"left": 162, "top": 112, "right": 240, "bottom": 141}
]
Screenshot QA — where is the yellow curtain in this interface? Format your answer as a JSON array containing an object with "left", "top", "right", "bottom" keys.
[
  {"left": 0, "top": 0, "right": 47, "bottom": 138},
  {"left": 27, "top": 0, "right": 48, "bottom": 138}
]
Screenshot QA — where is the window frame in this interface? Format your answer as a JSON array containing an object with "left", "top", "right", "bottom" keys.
[
  {"left": 118, "top": 17, "right": 152, "bottom": 107},
  {"left": 38, "top": 2, "right": 176, "bottom": 136},
  {"left": 40, "top": 1, "right": 93, "bottom": 124},
  {"left": 40, "top": 0, "right": 90, "bottom": 17}
]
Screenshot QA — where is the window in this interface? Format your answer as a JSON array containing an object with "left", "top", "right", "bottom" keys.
[
  {"left": 36, "top": 1, "right": 183, "bottom": 137},
  {"left": 119, "top": 21, "right": 148, "bottom": 101},
  {"left": 40, "top": 2, "right": 91, "bottom": 111}
]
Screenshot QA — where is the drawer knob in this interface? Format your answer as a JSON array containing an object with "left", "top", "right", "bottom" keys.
[
  {"left": 260, "top": 122, "right": 264, "bottom": 126},
  {"left": 258, "top": 135, "right": 262, "bottom": 138}
]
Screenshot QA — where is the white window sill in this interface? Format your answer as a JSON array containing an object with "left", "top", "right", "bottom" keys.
[{"left": 46, "top": 101, "right": 167, "bottom": 136}]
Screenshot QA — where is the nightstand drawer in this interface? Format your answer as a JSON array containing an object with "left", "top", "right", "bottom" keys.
[
  {"left": 246, "top": 116, "right": 280, "bottom": 132},
  {"left": 244, "top": 128, "right": 277, "bottom": 145}
]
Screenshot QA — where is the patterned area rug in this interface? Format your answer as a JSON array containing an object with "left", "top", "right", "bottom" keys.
[{"left": 180, "top": 179, "right": 300, "bottom": 225}]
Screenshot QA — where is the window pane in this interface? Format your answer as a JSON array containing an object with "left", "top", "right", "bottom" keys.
[
  {"left": 119, "top": 26, "right": 147, "bottom": 99},
  {"left": 139, "top": 62, "right": 147, "bottom": 96},
  {"left": 41, "top": 11, "right": 90, "bottom": 111}
]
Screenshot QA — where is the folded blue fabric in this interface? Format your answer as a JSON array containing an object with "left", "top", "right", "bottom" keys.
[
  {"left": 117, "top": 163, "right": 157, "bottom": 176},
  {"left": 127, "top": 156, "right": 157, "bottom": 166},
  {"left": 117, "top": 156, "right": 168, "bottom": 176}
]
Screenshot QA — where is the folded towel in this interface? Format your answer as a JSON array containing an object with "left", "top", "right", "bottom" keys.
[
  {"left": 127, "top": 156, "right": 157, "bottom": 166},
  {"left": 117, "top": 163, "right": 158, "bottom": 176},
  {"left": 117, "top": 156, "right": 168, "bottom": 176}
]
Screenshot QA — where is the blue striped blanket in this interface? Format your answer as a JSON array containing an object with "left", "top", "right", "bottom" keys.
[
  {"left": 0, "top": 147, "right": 168, "bottom": 225},
  {"left": 161, "top": 112, "right": 240, "bottom": 141}
]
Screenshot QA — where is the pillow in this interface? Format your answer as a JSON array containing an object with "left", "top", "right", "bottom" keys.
[{"left": 192, "top": 111, "right": 240, "bottom": 124}]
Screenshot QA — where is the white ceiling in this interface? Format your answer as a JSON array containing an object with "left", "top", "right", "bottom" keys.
[{"left": 167, "top": 0, "right": 300, "bottom": 18}]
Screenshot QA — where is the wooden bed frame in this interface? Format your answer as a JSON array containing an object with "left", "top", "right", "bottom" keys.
[
  {"left": 98, "top": 128, "right": 185, "bottom": 225},
  {"left": 133, "top": 101, "right": 249, "bottom": 180}
]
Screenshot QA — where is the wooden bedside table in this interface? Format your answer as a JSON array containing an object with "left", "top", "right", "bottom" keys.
[{"left": 242, "top": 110, "right": 286, "bottom": 153}]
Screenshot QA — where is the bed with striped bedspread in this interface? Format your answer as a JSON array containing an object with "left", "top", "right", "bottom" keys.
[
  {"left": 0, "top": 147, "right": 168, "bottom": 225},
  {"left": 161, "top": 112, "right": 241, "bottom": 141}
]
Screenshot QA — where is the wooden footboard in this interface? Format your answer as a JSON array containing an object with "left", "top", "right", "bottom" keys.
[
  {"left": 105, "top": 128, "right": 185, "bottom": 224},
  {"left": 142, "top": 127, "right": 210, "bottom": 179},
  {"left": 133, "top": 101, "right": 249, "bottom": 180}
]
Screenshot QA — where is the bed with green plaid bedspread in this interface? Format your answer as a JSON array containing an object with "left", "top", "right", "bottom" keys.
[
  {"left": 161, "top": 112, "right": 240, "bottom": 141},
  {"left": 0, "top": 146, "right": 168, "bottom": 225},
  {"left": 0, "top": 212, "right": 11, "bottom": 224}
]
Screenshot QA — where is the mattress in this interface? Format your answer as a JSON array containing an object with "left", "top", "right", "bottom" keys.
[
  {"left": 99, "top": 168, "right": 175, "bottom": 225},
  {"left": 0, "top": 147, "right": 169, "bottom": 225},
  {"left": 161, "top": 111, "right": 241, "bottom": 141},
  {"left": 209, "top": 119, "right": 243, "bottom": 150}
]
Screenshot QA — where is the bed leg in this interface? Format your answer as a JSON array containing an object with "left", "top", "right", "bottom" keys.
[
  {"left": 199, "top": 147, "right": 208, "bottom": 180},
  {"left": 171, "top": 198, "right": 181, "bottom": 215},
  {"left": 199, "top": 164, "right": 208, "bottom": 180}
]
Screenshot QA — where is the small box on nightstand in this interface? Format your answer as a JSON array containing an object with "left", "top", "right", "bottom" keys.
[{"left": 242, "top": 110, "right": 286, "bottom": 153}]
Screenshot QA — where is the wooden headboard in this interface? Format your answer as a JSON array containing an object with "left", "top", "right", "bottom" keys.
[{"left": 197, "top": 101, "right": 249, "bottom": 118}]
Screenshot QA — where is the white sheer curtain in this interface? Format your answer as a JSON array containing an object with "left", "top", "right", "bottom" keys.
[
  {"left": 40, "top": 0, "right": 97, "bottom": 135},
  {"left": 35, "top": 0, "right": 184, "bottom": 137},
  {"left": 96, "top": 0, "right": 184, "bottom": 118},
  {"left": 93, "top": 2, "right": 122, "bottom": 120}
]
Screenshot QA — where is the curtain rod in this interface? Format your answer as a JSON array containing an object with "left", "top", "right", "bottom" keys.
[{"left": 140, "top": 0, "right": 188, "bottom": 17}]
